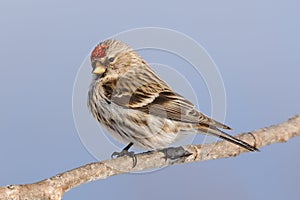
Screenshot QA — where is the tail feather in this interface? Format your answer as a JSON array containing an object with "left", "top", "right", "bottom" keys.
[
  {"left": 197, "top": 124, "right": 259, "bottom": 152},
  {"left": 208, "top": 118, "right": 232, "bottom": 130}
]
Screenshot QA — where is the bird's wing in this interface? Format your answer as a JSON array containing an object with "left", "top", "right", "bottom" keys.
[{"left": 105, "top": 66, "right": 230, "bottom": 130}]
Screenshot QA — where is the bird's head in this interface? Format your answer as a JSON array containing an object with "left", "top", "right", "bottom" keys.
[{"left": 90, "top": 39, "right": 134, "bottom": 77}]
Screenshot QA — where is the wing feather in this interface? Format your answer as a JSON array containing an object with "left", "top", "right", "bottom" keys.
[{"left": 103, "top": 64, "right": 230, "bottom": 130}]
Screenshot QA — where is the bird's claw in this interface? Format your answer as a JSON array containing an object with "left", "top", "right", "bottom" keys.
[
  {"left": 111, "top": 150, "right": 137, "bottom": 167},
  {"left": 161, "top": 147, "right": 192, "bottom": 161}
]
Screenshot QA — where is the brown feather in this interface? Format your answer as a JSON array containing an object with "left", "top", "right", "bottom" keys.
[{"left": 102, "top": 59, "right": 231, "bottom": 130}]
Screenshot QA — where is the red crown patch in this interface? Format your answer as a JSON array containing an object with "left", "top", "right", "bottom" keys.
[{"left": 90, "top": 44, "right": 108, "bottom": 61}]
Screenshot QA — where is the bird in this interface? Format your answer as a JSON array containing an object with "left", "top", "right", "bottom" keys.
[{"left": 87, "top": 39, "right": 258, "bottom": 160}]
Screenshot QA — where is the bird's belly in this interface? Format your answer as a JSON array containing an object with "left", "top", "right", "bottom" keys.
[{"left": 99, "top": 102, "right": 184, "bottom": 150}]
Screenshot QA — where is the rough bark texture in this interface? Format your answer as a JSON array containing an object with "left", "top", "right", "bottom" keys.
[{"left": 1, "top": 116, "right": 299, "bottom": 200}]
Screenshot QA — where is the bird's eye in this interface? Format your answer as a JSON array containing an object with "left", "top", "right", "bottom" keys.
[{"left": 108, "top": 57, "right": 115, "bottom": 62}]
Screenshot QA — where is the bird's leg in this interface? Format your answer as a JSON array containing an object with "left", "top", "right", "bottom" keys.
[{"left": 111, "top": 142, "right": 137, "bottom": 167}]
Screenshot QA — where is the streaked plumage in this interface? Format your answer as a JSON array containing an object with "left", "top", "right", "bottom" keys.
[{"left": 88, "top": 39, "right": 258, "bottom": 151}]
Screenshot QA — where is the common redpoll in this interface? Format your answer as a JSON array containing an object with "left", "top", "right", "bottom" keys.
[{"left": 87, "top": 39, "right": 258, "bottom": 157}]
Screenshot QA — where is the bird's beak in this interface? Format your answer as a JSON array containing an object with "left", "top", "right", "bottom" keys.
[{"left": 92, "top": 62, "right": 107, "bottom": 75}]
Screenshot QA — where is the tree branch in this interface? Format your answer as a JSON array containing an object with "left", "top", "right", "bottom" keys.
[{"left": 1, "top": 115, "right": 299, "bottom": 200}]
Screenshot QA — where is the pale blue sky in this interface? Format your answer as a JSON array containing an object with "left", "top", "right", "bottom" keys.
[{"left": 1, "top": 1, "right": 299, "bottom": 200}]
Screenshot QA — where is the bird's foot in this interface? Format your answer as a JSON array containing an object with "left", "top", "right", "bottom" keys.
[
  {"left": 111, "top": 142, "right": 137, "bottom": 167},
  {"left": 161, "top": 146, "right": 192, "bottom": 161}
]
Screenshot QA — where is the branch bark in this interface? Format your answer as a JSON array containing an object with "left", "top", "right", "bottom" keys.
[{"left": 1, "top": 115, "right": 300, "bottom": 200}]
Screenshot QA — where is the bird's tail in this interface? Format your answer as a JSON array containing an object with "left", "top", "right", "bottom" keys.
[{"left": 196, "top": 124, "right": 259, "bottom": 152}]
